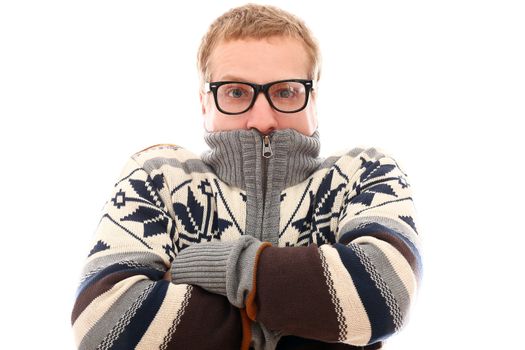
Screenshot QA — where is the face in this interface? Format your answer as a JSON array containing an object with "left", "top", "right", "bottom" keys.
[{"left": 200, "top": 37, "right": 318, "bottom": 136}]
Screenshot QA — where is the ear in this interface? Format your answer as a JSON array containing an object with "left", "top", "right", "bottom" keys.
[
  {"left": 200, "top": 91, "right": 211, "bottom": 132},
  {"left": 312, "top": 82, "right": 319, "bottom": 100},
  {"left": 199, "top": 90, "right": 207, "bottom": 115}
]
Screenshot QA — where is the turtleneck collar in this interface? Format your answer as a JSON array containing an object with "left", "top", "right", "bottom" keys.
[{"left": 201, "top": 128, "right": 322, "bottom": 190}]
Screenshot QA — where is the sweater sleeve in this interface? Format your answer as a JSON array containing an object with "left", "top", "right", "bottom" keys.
[
  {"left": 71, "top": 155, "right": 246, "bottom": 350},
  {"left": 250, "top": 151, "right": 422, "bottom": 346}
]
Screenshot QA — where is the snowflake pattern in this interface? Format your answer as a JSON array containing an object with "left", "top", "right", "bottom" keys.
[{"left": 105, "top": 151, "right": 414, "bottom": 256}]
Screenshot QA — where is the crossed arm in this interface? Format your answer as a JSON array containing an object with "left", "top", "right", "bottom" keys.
[
  {"left": 72, "top": 157, "right": 250, "bottom": 349},
  {"left": 72, "top": 152, "right": 421, "bottom": 349},
  {"left": 171, "top": 152, "right": 421, "bottom": 346}
]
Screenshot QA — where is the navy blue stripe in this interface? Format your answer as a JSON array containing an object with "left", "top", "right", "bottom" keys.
[
  {"left": 334, "top": 243, "right": 396, "bottom": 343},
  {"left": 338, "top": 222, "right": 422, "bottom": 276},
  {"left": 76, "top": 263, "right": 165, "bottom": 298},
  {"left": 111, "top": 280, "right": 169, "bottom": 349}
]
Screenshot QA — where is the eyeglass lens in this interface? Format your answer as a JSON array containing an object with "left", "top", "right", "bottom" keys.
[{"left": 216, "top": 81, "right": 307, "bottom": 113}]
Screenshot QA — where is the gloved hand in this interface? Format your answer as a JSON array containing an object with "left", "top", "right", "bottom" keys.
[{"left": 171, "top": 235, "right": 271, "bottom": 308}]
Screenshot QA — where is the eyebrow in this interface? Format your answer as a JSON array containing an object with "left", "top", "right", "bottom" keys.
[
  {"left": 217, "top": 75, "right": 250, "bottom": 82},
  {"left": 216, "top": 75, "right": 309, "bottom": 83}
]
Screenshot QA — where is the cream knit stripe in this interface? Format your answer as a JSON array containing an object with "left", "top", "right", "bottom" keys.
[
  {"left": 336, "top": 215, "right": 420, "bottom": 254},
  {"left": 81, "top": 251, "right": 167, "bottom": 282},
  {"left": 318, "top": 248, "right": 347, "bottom": 341},
  {"left": 80, "top": 281, "right": 156, "bottom": 350},
  {"left": 354, "top": 238, "right": 411, "bottom": 319},
  {"left": 96, "top": 282, "right": 157, "bottom": 350},
  {"left": 353, "top": 236, "right": 417, "bottom": 301},
  {"left": 73, "top": 275, "right": 150, "bottom": 347},
  {"left": 350, "top": 243, "right": 404, "bottom": 331},
  {"left": 135, "top": 284, "right": 192, "bottom": 350},
  {"left": 160, "top": 285, "right": 193, "bottom": 349},
  {"left": 319, "top": 244, "right": 372, "bottom": 346}
]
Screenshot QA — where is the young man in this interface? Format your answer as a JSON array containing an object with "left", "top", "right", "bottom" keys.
[{"left": 72, "top": 4, "right": 421, "bottom": 350}]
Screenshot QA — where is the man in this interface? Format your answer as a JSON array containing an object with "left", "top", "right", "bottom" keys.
[{"left": 72, "top": 4, "right": 421, "bottom": 350}]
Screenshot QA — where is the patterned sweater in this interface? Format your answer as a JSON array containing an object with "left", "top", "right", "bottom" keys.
[{"left": 71, "top": 128, "right": 422, "bottom": 350}]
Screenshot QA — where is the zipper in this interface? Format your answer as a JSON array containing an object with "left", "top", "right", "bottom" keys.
[
  {"left": 260, "top": 134, "right": 273, "bottom": 241},
  {"left": 262, "top": 135, "right": 273, "bottom": 158},
  {"left": 261, "top": 134, "right": 273, "bottom": 199}
]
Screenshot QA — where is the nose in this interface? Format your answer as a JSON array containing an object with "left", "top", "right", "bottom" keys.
[{"left": 245, "top": 93, "right": 278, "bottom": 135}]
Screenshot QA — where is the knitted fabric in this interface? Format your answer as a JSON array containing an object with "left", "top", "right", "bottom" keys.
[{"left": 72, "top": 127, "right": 421, "bottom": 350}]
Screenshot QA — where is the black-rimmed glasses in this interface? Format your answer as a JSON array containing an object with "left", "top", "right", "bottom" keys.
[{"left": 204, "top": 79, "right": 315, "bottom": 115}]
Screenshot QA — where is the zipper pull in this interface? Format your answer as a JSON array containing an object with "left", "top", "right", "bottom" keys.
[{"left": 262, "top": 135, "right": 273, "bottom": 158}]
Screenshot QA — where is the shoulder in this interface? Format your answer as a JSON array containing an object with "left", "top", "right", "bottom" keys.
[
  {"left": 118, "top": 143, "right": 213, "bottom": 181},
  {"left": 318, "top": 145, "right": 407, "bottom": 181},
  {"left": 130, "top": 143, "right": 202, "bottom": 167},
  {"left": 322, "top": 145, "right": 394, "bottom": 167}
]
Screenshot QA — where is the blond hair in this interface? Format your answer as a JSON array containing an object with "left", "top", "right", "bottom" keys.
[{"left": 197, "top": 4, "right": 321, "bottom": 88}]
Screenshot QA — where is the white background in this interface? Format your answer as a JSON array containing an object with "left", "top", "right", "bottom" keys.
[{"left": 1, "top": 0, "right": 524, "bottom": 348}]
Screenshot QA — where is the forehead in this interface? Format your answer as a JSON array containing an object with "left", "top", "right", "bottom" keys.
[{"left": 209, "top": 37, "right": 310, "bottom": 83}]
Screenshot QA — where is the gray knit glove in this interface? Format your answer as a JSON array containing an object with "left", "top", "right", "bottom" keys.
[
  {"left": 171, "top": 235, "right": 269, "bottom": 308},
  {"left": 251, "top": 320, "right": 283, "bottom": 350}
]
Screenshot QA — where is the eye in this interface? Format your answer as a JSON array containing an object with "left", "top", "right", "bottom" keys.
[
  {"left": 277, "top": 88, "right": 294, "bottom": 98},
  {"left": 273, "top": 86, "right": 297, "bottom": 99},
  {"left": 225, "top": 86, "right": 250, "bottom": 98},
  {"left": 269, "top": 81, "right": 305, "bottom": 100}
]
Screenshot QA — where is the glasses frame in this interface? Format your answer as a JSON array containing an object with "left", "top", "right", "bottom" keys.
[{"left": 204, "top": 79, "right": 315, "bottom": 115}]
